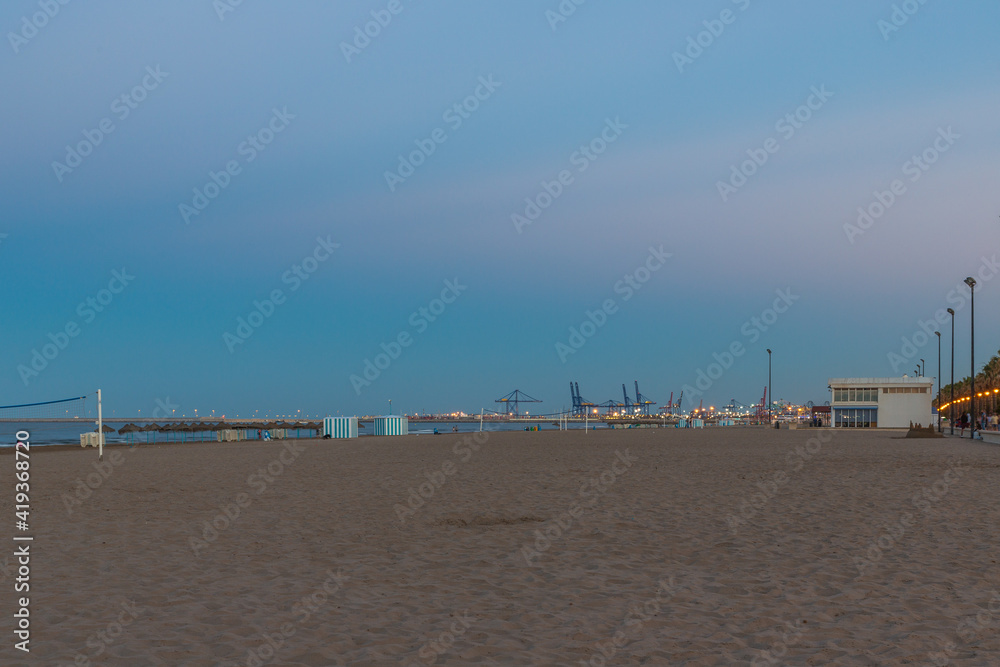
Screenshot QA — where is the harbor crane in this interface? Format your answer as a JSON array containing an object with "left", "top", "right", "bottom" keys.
[
  {"left": 753, "top": 387, "right": 768, "bottom": 424},
  {"left": 569, "top": 382, "right": 595, "bottom": 416},
  {"left": 634, "top": 381, "right": 656, "bottom": 415},
  {"left": 597, "top": 399, "right": 625, "bottom": 415},
  {"left": 658, "top": 392, "right": 675, "bottom": 414},
  {"left": 495, "top": 389, "right": 542, "bottom": 417},
  {"left": 727, "top": 399, "right": 749, "bottom": 414}
]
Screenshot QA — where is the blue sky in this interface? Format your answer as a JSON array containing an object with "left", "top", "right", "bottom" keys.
[{"left": 3, "top": 0, "right": 999, "bottom": 418}]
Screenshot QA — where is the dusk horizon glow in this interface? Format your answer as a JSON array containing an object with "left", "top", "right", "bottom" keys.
[{"left": 4, "top": 1, "right": 999, "bottom": 418}]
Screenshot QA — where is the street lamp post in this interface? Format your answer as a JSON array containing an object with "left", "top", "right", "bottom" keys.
[
  {"left": 767, "top": 349, "right": 772, "bottom": 426},
  {"left": 965, "top": 277, "right": 976, "bottom": 439},
  {"left": 935, "top": 332, "right": 941, "bottom": 432},
  {"left": 948, "top": 307, "right": 955, "bottom": 435},
  {"left": 920, "top": 359, "right": 925, "bottom": 377}
]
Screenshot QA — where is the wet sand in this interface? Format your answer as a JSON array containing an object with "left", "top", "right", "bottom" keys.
[{"left": 3, "top": 427, "right": 999, "bottom": 665}]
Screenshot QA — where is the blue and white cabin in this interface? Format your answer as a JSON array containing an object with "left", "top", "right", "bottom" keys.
[
  {"left": 324, "top": 416, "right": 358, "bottom": 439},
  {"left": 373, "top": 415, "right": 408, "bottom": 436}
]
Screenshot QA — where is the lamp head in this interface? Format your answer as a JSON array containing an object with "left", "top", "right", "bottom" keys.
[
  {"left": 767, "top": 348, "right": 772, "bottom": 354},
  {"left": 947, "top": 308, "right": 955, "bottom": 315},
  {"left": 935, "top": 331, "right": 940, "bottom": 338},
  {"left": 965, "top": 276, "right": 977, "bottom": 288}
]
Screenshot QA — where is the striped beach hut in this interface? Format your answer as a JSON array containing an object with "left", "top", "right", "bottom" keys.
[
  {"left": 323, "top": 416, "right": 358, "bottom": 439},
  {"left": 373, "top": 415, "right": 408, "bottom": 436}
]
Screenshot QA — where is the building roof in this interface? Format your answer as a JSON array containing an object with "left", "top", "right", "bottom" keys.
[{"left": 828, "top": 376, "right": 934, "bottom": 386}]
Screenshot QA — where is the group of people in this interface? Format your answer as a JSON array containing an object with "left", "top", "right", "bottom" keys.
[{"left": 955, "top": 411, "right": 999, "bottom": 435}]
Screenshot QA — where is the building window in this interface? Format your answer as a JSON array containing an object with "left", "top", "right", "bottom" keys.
[
  {"left": 835, "top": 407, "right": 878, "bottom": 428},
  {"left": 831, "top": 388, "right": 878, "bottom": 403}
]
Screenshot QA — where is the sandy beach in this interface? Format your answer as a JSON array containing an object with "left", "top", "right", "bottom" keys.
[{"left": 3, "top": 427, "right": 999, "bottom": 665}]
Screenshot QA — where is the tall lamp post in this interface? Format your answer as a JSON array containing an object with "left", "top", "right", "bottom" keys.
[
  {"left": 935, "top": 332, "right": 941, "bottom": 432},
  {"left": 965, "top": 277, "right": 976, "bottom": 439},
  {"left": 767, "top": 349, "right": 772, "bottom": 426},
  {"left": 948, "top": 307, "right": 955, "bottom": 435},
  {"left": 920, "top": 359, "right": 925, "bottom": 377}
]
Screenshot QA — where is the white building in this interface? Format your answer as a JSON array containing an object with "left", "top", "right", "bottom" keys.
[{"left": 828, "top": 376, "right": 933, "bottom": 428}]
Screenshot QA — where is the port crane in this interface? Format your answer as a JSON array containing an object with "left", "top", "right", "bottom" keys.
[
  {"left": 753, "top": 387, "right": 768, "bottom": 424},
  {"left": 569, "top": 382, "right": 595, "bottom": 416},
  {"left": 727, "top": 399, "right": 750, "bottom": 414},
  {"left": 621, "top": 384, "right": 633, "bottom": 414},
  {"left": 634, "top": 381, "right": 656, "bottom": 415},
  {"left": 658, "top": 391, "right": 675, "bottom": 415},
  {"left": 597, "top": 399, "right": 625, "bottom": 415},
  {"left": 495, "top": 389, "right": 542, "bottom": 417}
]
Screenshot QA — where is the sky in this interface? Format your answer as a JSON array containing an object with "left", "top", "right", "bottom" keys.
[{"left": 3, "top": 0, "right": 999, "bottom": 418}]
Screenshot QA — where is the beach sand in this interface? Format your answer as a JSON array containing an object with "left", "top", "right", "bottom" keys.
[{"left": 3, "top": 427, "right": 999, "bottom": 665}]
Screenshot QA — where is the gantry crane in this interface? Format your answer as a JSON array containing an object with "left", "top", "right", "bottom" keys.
[
  {"left": 569, "top": 382, "right": 595, "bottom": 416},
  {"left": 634, "top": 381, "right": 656, "bottom": 415},
  {"left": 495, "top": 389, "right": 542, "bottom": 417}
]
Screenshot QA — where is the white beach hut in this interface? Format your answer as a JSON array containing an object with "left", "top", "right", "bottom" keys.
[
  {"left": 373, "top": 415, "right": 408, "bottom": 436},
  {"left": 323, "top": 416, "right": 358, "bottom": 439}
]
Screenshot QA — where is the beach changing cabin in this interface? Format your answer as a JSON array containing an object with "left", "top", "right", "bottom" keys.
[
  {"left": 324, "top": 416, "right": 359, "bottom": 439},
  {"left": 373, "top": 415, "right": 408, "bottom": 436}
]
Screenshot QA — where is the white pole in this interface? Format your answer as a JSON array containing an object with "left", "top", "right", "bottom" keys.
[
  {"left": 97, "top": 388, "right": 104, "bottom": 461},
  {"left": 585, "top": 411, "right": 588, "bottom": 433},
  {"left": 479, "top": 409, "right": 483, "bottom": 433}
]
